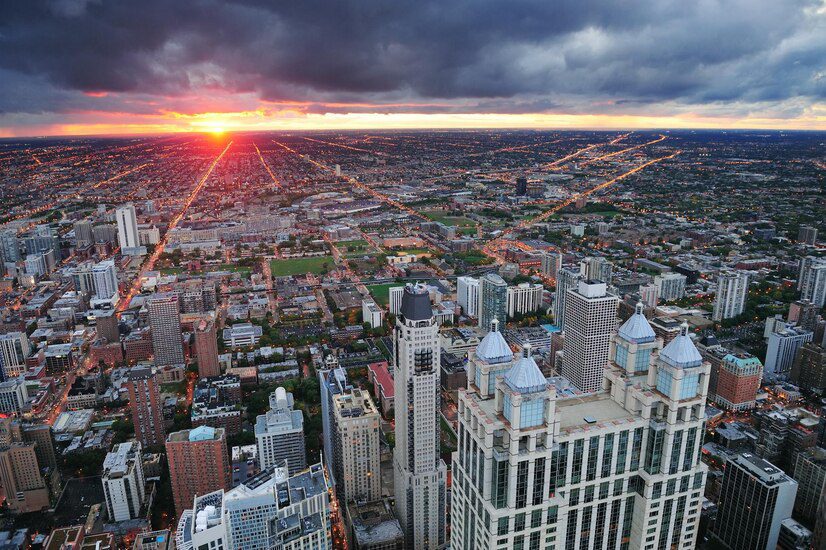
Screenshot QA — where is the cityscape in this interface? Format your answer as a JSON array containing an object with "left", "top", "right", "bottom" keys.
[{"left": 1, "top": 2, "right": 826, "bottom": 550}]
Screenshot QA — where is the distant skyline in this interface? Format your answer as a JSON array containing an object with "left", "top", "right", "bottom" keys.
[{"left": 1, "top": 0, "right": 825, "bottom": 137}]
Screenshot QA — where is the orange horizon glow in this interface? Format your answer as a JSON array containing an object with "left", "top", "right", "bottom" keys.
[{"left": 2, "top": 107, "right": 825, "bottom": 138}]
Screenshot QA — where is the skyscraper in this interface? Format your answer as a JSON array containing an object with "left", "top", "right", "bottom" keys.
[
  {"left": 515, "top": 176, "right": 527, "bottom": 196},
  {"left": 116, "top": 203, "right": 140, "bottom": 251},
  {"left": 797, "top": 225, "right": 818, "bottom": 245},
  {"left": 560, "top": 279, "right": 618, "bottom": 393},
  {"left": 166, "top": 426, "right": 231, "bottom": 517},
  {"left": 654, "top": 272, "right": 687, "bottom": 301},
  {"left": 579, "top": 256, "right": 612, "bottom": 284},
  {"left": 92, "top": 259, "right": 119, "bottom": 300},
  {"left": 254, "top": 387, "right": 306, "bottom": 475},
  {"left": 0, "top": 230, "right": 20, "bottom": 264},
  {"left": 393, "top": 284, "right": 447, "bottom": 549},
  {"left": 194, "top": 316, "right": 220, "bottom": 378},
  {"left": 552, "top": 267, "right": 582, "bottom": 330},
  {"left": 331, "top": 387, "right": 381, "bottom": 503},
  {"left": 102, "top": 441, "right": 146, "bottom": 521},
  {"left": 712, "top": 353, "right": 763, "bottom": 411},
  {"left": 73, "top": 220, "right": 94, "bottom": 248},
  {"left": 388, "top": 285, "right": 404, "bottom": 316},
  {"left": 765, "top": 323, "right": 813, "bottom": 379},
  {"left": 797, "top": 257, "right": 826, "bottom": 307},
  {"left": 147, "top": 292, "right": 185, "bottom": 366},
  {"left": 126, "top": 367, "right": 165, "bottom": 447},
  {"left": 456, "top": 276, "right": 480, "bottom": 318},
  {"left": 0, "top": 332, "right": 31, "bottom": 380},
  {"left": 0, "top": 443, "right": 49, "bottom": 513},
  {"left": 791, "top": 342, "right": 826, "bottom": 393},
  {"left": 540, "top": 250, "right": 562, "bottom": 280},
  {"left": 505, "top": 282, "right": 544, "bottom": 317},
  {"left": 479, "top": 272, "right": 507, "bottom": 331},
  {"left": 712, "top": 271, "right": 749, "bottom": 321},
  {"left": 712, "top": 452, "right": 797, "bottom": 550}
]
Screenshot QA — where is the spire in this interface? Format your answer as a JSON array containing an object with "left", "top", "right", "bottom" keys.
[
  {"left": 504, "top": 343, "right": 547, "bottom": 394},
  {"left": 617, "top": 301, "right": 656, "bottom": 343},
  {"left": 475, "top": 317, "right": 513, "bottom": 364}
]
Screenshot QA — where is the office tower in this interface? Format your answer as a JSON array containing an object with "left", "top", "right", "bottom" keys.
[
  {"left": 93, "top": 223, "right": 118, "bottom": 244},
  {"left": 102, "top": 441, "right": 146, "bottom": 521},
  {"left": 711, "top": 453, "right": 797, "bottom": 550},
  {"left": 654, "top": 272, "right": 687, "bottom": 302},
  {"left": 579, "top": 256, "right": 612, "bottom": 284},
  {"left": 393, "top": 284, "right": 447, "bottom": 549},
  {"left": 331, "top": 387, "right": 381, "bottom": 503},
  {"left": 126, "top": 367, "right": 165, "bottom": 447},
  {"left": 94, "top": 310, "right": 120, "bottom": 344},
  {"left": 560, "top": 280, "right": 618, "bottom": 393},
  {"left": 552, "top": 267, "right": 582, "bottom": 330},
  {"left": 792, "top": 447, "right": 826, "bottom": 524},
  {"left": 454, "top": 306, "right": 710, "bottom": 550},
  {"left": 147, "top": 292, "right": 185, "bottom": 366},
  {"left": 166, "top": 426, "right": 231, "bottom": 517},
  {"left": 712, "top": 271, "right": 749, "bottom": 321},
  {"left": 0, "top": 443, "right": 49, "bottom": 513},
  {"left": 116, "top": 203, "right": 140, "bottom": 251},
  {"left": 798, "top": 257, "right": 826, "bottom": 307},
  {"left": 540, "top": 250, "right": 562, "bottom": 280},
  {"left": 765, "top": 324, "right": 813, "bottom": 378},
  {"left": 456, "top": 276, "right": 480, "bottom": 318},
  {"left": 798, "top": 225, "right": 818, "bottom": 245},
  {"left": 515, "top": 176, "right": 527, "bottom": 195},
  {"left": 73, "top": 220, "right": 94, "bottom": 248},
  {"left": 639, "top": 283, "right": 659, "bottom": 307},
  {"left": 388, "top": 285, "right": 404, "bottom": 316},
  {"left": 0, "top": 230, "right": 20, "bottom": 263},
  {"left": 319, "top": 360, "right": 350, "bottom": 488},
  {"left": 0, "top": 332, "right": 31, "bottom": 380},
  {"left": 506, "top": 282, "right": 543, "bottom": 317},
  {"left": 92, "top": 259, "right": 118, "bottom": 300},
  {"left": 712, "top": 353, "right": 763, "bottom": 411},
  {"left": 174, "top": 463, "right": 330, "bottom": 550},
  {"left": 194, "top": 317, "right": 220, "bottom": 378},
  {"left": 254, "top": 387, "right": 306, "bottom": 475},
  {"left": 479, "top": 273, "right": 507, "bottom": 331},
  {"left": 791, "top": 342, "right": 826, "bottom": 393}
]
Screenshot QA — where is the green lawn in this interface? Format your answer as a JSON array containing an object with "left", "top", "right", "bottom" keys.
[
  {"left": 424, "top": 210, "right": 476, "bottom": 227},
  {"left": 270, "top": 256, "right": 332, "bottom": 276}
]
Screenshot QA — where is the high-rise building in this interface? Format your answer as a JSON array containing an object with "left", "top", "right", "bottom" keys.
[
  {"left": 711, "top": 452, "right": 797, "bottom": 550},
  {"left": 21, "top": 423, "right": 57, "bottom": 472},
  {"left": 552, "top": 267, "right": 582, "bottom": 330},
  {"left": 73, "top": 220, "right": 94, "bottom": 248},
  {"left": 147, "top": 292, "right": 185, "bottom": 366},
  {"left": 388, "top": 286, "right": 404, "bottom": 316},
  {"left": 579, "top": 256, "right": 612, "bottom": 284},
  {"left": 453, "top": 305, "right": 710, "bottom": 550},
  {"left": 797, "top": 257, "right": 826, "bottom": 307},
  {"left": 194, "top": 316, "right": 220, "bottom": 378},
  {"left": 0, "top": 230, "right": 20, "bottom": 263},
  {"left": 94, "top": 309, "right": 121, "bottom": 344},
  {"left": 174, "top": 463, "right": 330, "bottom": 550},
  {"left": 540, "top": 250, "right": 563, "bottom": 280},
  {"left": 331, "top": 387, "right": 381, "bottom": 503},
  {"left": 791, "top": 446, "right": 826, "bottom": 524},
  {"left": 639, "top": 283, "right": 659, "bottom": 307},
  {"left": 166, "top": 426, "right": 231, "bottom": 517},
  {"left": 712, "top": 353, "right": 763, "bottom": 411},
  {"left": 0, "top": 332, "right": 31, "bottom": 380},
  {"left": 654, "top": 272, "right": 687, "bottom": 302},
  {"left": 0, "top": 443, "right": 49, "bottom": 513},
  {"left": 116, "top": 203, "right": 140, "bottom": 251},
  {"left": 92, "top": 259, "right": 119, "bottom": 300},
  {"left": 791, "top": 342, "right": 826, "bottom": 393},
  {"left": 393, "top": 284, "right": 447, "bottom": 549},
  {"left": 126, "top": 367, "right": 165, "bottom": 447},
  {"left": 456, "top": 276, "right": 480, "bottom": 318},
  {"left": 318, "top": 359, "right": 350, "bottom": 488},
  {"left": 712, "top": 271, "right": 749, "bottom": 321},
  {"left": 506, "top": 282, "right": 543, "bottom": 317},
  {"left": 765, "top": 324, "right": 813, "bottom": 379},
  {"left": 797, "top": 225, "right": 818, "bottom": 245},
  {"left": 560, "top": 280, "right": 618, "bottom": 393},
  {"left": 254, "top": 387, "right": 306, "bottom": 475},
  {"left": 102, "top": 441, "right": 146, "bottom": 521},
  {"left": 788, "top": 299, "right": 820, "bottom": 330},
  {"left": 479, "top": 273, "right": 507, "bottom": 332},
  {"left": 515, "top": 176, "right": 527, "bottom": 196}
]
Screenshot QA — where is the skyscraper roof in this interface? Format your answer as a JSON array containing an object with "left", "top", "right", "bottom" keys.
[
  {"left": 660, "top": 323, "right": 703, "bottom": 368},
  {"left": 504, "top": 345, "right": 547, "bottom": 394},
  {"left": 617, "top": 303, "right": 656, "bottom": 343},
  {"left": 475, "top": 318, "right": 513, "bottom": 364},
  {"left": 399, "top": 283, "right": 432, "bottom": 321}
]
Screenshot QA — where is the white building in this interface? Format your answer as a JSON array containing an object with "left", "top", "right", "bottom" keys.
[
  {"left": 388, "top": 286, "right": 404, "bottom": 316},
  {"left": 221, "top": 323, "right": 263, "bottom": 348},
  {"left": 102, "top": 441, "right": 146, "bottom": 522},
  {"left": 541, "top": 251, "right": 563, "bottom": 280},
  {"left": 24, "top": 253, "right": 46, "bottom": 277},
  {"left": 452, "top": 307, "right": 710, "bottom": 550},
  {"left": 393, "top": 284, "right": 447, "bottom": 548},
  {"left": 654, "top": 272, "right": 687, "bottom": 302},
  {"left": 506, "top": 283, "right": 544, "bottom": 317},
  {"left": 580, "top": 256, "right": 612, "bottom": 284},
  {"left": 361, "top": 299, "right": 384, "bottom": 329},
  {"left": 797, "top": 257, "right": 826, "bottom": 308},
  {"left": 331, "top": 388, "right": 381, "bottom": 503},
  {"left": 560, "top": 280, "right": 618, "bottom": 393},
  {"left": 457, "top": 276, "right": 480, "bottom": 318},
  {"left": 92, "top": 259, "right": 119, "bottom": 300},
  {"left": 175, "top": 462, "right": 330, "bottom": 550},
  {"left": 138, "top": 225, "right": 161, "bottom": 246},
  {"left": 764, "top": 324, "right": 813, "bottom": 379},
  {"left": 712, "top": 271, "right": 749, "bottom": 321},
  {"left": 639, "top": 283, "right": 659, "bottom": 307},
  {"left": 255, "top": 387, "right": 306, "bottom": 475},
  {"left": 0, "top": 333, "right": 31, "bottom": 379},
  {"left": 116, "top": 203, "right": 140, "bottom": 252}
]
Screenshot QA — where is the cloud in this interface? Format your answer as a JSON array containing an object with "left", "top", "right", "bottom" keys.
[{"left": 0, "top": 0, "right": 824, "bottom": 133}]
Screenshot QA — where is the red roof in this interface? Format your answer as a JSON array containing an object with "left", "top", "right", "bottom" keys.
[{"left": 368, "top": 361, "right": 394, "bottom": 398}]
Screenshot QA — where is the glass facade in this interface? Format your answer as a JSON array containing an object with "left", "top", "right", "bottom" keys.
[{"left": 519, "top": 398, "right": 545, "bottom": 428}]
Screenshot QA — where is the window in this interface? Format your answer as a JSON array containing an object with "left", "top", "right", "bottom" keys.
[
  {"left": 679, "top": 372, "right": 700, "bottom": 400},
  {"left": 498, "top": 517, "right": 509, "bottom": 535},
  {"left": 615, "top": 344, "right": 628, "bottom": 369},
  {"left": 635, "top": 349, "right": 651, "bottom": 372},
  {"left": 520, "top": 398, "right": 545, "bottom": 428},
  {"left": 656, "top": 369, "right": 674, "bottom": 397}
]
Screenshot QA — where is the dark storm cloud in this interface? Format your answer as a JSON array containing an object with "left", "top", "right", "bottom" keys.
[{"left": 0, "top": 0, "right": 823, "bottom": 117}]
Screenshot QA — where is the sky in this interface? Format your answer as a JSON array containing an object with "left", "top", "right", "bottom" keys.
[{"left": 1, "top": 0, "right": 825, "bottom": 137}]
